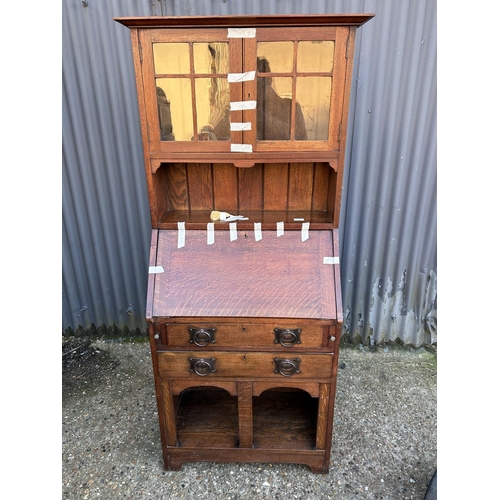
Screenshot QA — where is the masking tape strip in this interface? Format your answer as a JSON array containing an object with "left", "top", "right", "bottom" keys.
[
  {"left": 231, "top": 144, "right": 253, "bottom": 153},
  {"left": 227, "top": 27, "right": 256, "bottom": 38},
  {"left": 230, "top": 222, "right": 237, "bottom": 241},
  {"left": 323, "top": 256, "right": 340, "bottom": 265},
  {"left": 230, "top": 122, "right": 252, "bottom": 131},
  {"left": 148, "top": 266, "right": 164, "bottom": 274},
  {"left": 207, "top": 222, "right": 215, "bottom": 245},
  {"left": 228, "top": 71, "right": 256, "bottom": 83},
  {"left": 230, "top": 100, "right": 257, "bottom": 111},
  {"left": 277, "top": 221, "right": 284, "bottom": 237},
  {"left": 254, "top": 222, "right": 262, "bottom": 242},
  {"left": 177, "top": 221, "right": 185, "bottom": 248},
  {"left": 301, "top": 222, "right": 310, "bottom": 242}
]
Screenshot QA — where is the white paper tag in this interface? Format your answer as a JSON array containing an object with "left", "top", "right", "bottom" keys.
[
  {"left": 230, "top": 122, "right": 252, "bottom": 131},
  {"left": 177, "top": 221, "right": 185, "bottom": 248},
  {"left": 277, "top": 221, "right": 284, "bottom": 237},
  {"left": 231, "top": 144, "right": 253, "bottom": 153},
  {"left": 323, "top": 256, "right": 340, "bottom": 265},
  {"left": 207, "top": 222, "right": 215, "bottom": 245},
  {"left": 301, "top": 222, "right": 310, "bottom": 242},
  {"left": 148, "top": 266, "right": 164, "bottom": 274},
  {"left": 227, "top": 27, "right": 256, "bottom": 38},
  {"left": 294, "top": 218, "right": 305, "bottom": 221},
  {"left": 228, "top": 71, "right": 256, "bottom": 83},
  {"left": 254, "top": 222, "right": 262, "bottom": 242},
  {"left": 229, "top": 222, "right": 237, "bottom": 241},
  {"left": 219, "top": 211, "right": 227, "bottom": 221},
  {"left": 230, "top": 100, "right": 257, "bottom": 111}
]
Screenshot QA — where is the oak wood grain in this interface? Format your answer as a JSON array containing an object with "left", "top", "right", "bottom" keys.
[{"left": 153, "top": 229, "right": 336, "bottom": 319}]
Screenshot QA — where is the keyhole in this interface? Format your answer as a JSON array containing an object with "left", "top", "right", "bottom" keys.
[{"left": 248, "top": 93, "right": 251, "bottom": 99}]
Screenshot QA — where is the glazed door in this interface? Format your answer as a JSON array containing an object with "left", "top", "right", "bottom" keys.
[
  {"left": 139, "top": 28, "right": 244, "bottom": 153},
  {"left": 138, "top": 26, "right": 349, "bottom": 154},
  {"left": 243, "top": 26, "right": 349, "bottom": 152}
]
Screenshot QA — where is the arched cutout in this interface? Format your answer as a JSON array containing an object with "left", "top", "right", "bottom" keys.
[{"left": 253, "top": 381, "right": 319, "bottom": 398}]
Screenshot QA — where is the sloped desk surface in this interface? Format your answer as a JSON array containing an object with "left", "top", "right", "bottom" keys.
[{"left": 149, "top": 229, "right": 340, "bottom": 320}]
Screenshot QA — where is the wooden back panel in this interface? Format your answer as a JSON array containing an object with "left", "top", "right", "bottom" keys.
[{"left": 153, "top": 162, "right": 337, "bottom": 228}]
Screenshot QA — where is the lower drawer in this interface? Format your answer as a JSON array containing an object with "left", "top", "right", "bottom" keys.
[{"left": 157, "top": 351, "right": 333, "bottom": 380}]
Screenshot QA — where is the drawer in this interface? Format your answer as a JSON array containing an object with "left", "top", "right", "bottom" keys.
[
  {"left": 157, "top": 351, "right": 333, "bottom": 380},
  {"left": 165, "top": 323, "right": 327, "bottom": 349}
]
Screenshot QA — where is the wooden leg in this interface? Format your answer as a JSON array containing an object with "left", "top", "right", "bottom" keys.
[
  {"left": 164, "top": 457, "right": 183, "bottom": 471},
  {"left": 308, "top": 463, "right": 330, "bottom": 474}
]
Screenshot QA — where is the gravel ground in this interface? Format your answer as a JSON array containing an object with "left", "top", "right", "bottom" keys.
[{"left": 62, "top": 338, "right": 437, "bottom": 499}]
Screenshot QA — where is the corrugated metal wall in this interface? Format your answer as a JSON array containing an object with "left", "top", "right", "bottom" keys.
[{"left": 62, "top": 0, "right": 436, "bottom": 345}]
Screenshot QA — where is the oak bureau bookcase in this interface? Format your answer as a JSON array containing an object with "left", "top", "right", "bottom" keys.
[{"left": 114, "top": 14, "right": 374, "bottom": 473}]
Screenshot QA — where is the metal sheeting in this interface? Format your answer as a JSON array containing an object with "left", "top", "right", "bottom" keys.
[{"left": 62, "top": 0, "right": 436, "bottom": 345}]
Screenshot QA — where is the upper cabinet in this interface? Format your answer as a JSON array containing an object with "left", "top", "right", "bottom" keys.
[
  {"left": 115, "top": 15, "right": 373, "bottom": 163},
  {"left": 115, "top": 15, "right": 374, "bottom": 229}
]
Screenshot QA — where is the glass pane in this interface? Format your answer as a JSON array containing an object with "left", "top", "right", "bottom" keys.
[
  {"left": 257, "top": 76, "right": 293, "bottom": 140},
  {"left": 193, "top": 42, "right": 229, "bottom": 74},
  {"left": 257, "top": 42, "right": 294, "bottom": 73},
  {"left": 297, "top": 41, "right": 334, "bottom": 73},
  {"left": 296, "top": 77, "right": 331, "bottom": 140},
  {"left": 156, "top": 78, "right": 193, "bottom": 141},
  {"left": 153, "top": 43, "right": 190, "bottom": 74},
  {"left": 195, "top": 78, "right": 230, "bottom": 141}
]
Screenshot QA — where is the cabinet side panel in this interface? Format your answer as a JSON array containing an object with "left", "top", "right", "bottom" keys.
[
  {"left": 152, "top": 167, "right": 170, "bottom": 221},
  {"left": 325, "top": 167, "right": 337, "bottom": 221},
  {"left": 315, "top": 383, "right": 330, "bottom": 450},
  {"left": 311, "top": 163, "right": 330, "bottom": 212},
  {"left": 161, "top": 380, "right": 178, "bottom": 446}
]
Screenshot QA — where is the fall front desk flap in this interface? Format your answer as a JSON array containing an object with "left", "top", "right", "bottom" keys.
[{"left": 149, "top": 228, "right": 340, "bottom": 320}]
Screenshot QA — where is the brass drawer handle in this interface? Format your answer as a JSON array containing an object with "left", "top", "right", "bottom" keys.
[
  {"left": 188, "top": 327, "right": 216, "bottom": 347},
  {"left": 274, "top": 328, "right": 301, "bottom": 347},
  {"left": 274, "top": 357, "right": 301, "bottom": 377},
  {"left": 189, "top": 357, "right": 216, "bottom": 376}
]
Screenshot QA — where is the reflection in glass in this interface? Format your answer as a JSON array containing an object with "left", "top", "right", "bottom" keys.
[
  {"left": 296, "top": 77, "right": 331, "bottom": 140},
  {"left": 193, "top": 42, "right": 229, "bottom": 74},
  {"left": 256, "top": 42, "right": 294, "bottom": 73},
  {"left": 156, "top": 87, "right": 174, "bottom": 141},
  {"left": 195, "top": 78, "right": 230, "bottom": 140},
  {"left": 156, "top": 78, "right": 193, "bottom": 141},
  {"left": 153, "top": 43, "right": 190, "bottom": 74},
  {"left": 297, "top": 41, "right": 335, "bottom": 73},
  {"left": 257, "top": 58, "right": 307, "bottom": 141}
]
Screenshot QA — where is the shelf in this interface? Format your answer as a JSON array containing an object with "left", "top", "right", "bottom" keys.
[{"left": 158, "top": 210, "right": 334, "bottom": 230}]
